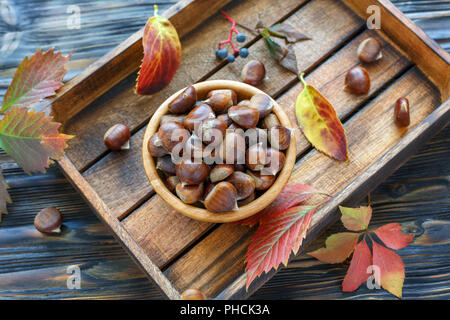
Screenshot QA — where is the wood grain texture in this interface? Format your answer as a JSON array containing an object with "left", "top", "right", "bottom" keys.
[
  {"left": 0, "top": 0, "right": 448, "bottom": 300},
  {"left": 86, "top": 0, "right": 363, "bottom": 220},
  {"left": 164, "top": 68, "right": 442, "bottom": 298},
  {"left": 122, "top": 26, "right": 411, "bottom": 274}
]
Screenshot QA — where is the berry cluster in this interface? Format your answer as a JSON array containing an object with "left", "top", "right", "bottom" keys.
[{"left": 215, "top": 11, "right": 249, "bottom": 62}]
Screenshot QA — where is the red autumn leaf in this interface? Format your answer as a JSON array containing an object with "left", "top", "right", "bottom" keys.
[
  {"left": 309, "top": 232, "right": 360, "bottom": 263},
  {"left": 234, "top": 183, "right": 322, "bottom": 227},
  {"left": 295, "top": 74, "right": 349, "bottom": 162},
  {"left": 245, "top": 205, "right": 318, "bottom": 289},
  {"left": 136, "top": 5, "right": 181, "bottom": 95},
  {"left": 372, "top": 240, "right": 405, "bottom": 298},
  {"left": 0, "top": 168, "right": 11, "bottom": 219},
  {"left": 374, "top": 223, "right": 414, "bottom": 250},
  {"left": 342, "top": 238, "right": 372, "bottom": 292},
  {"left": 1, "top": 48, "right": 71, "bottom": 112},
  {"left": 339, "top": 205, "right": 372, "bottom": 231},
  {"left": 0, "top": 106, "right": 73, "bottom": 174}
]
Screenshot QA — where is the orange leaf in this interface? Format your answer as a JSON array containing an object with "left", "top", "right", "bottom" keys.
[
  {"left": 339, "top": 205, "right": 372, "bottom": 231},
  {"left": 1, "top": 48, "right": 71, "bottom": 112},
  {"left": 295, "top": 74, "right": 349, "bottom": 161},
  {"left": 136, "top": 5, "right": 181, "bottom": 95},
  {"left": 342, "top": 238, "right": 372, "bottom": 292},
  {"left": 309, "top": 232, "right": 360, "bottom": 263},
  {"left": 0, "top": 107, "right": 73, "bottom": 174},
  {"left": 245, "top": 205, "right": 318, "bottom": 290},
  {"left": 374, "top": 223, "right": 414, "bottom": 250},
  {"left": 372, "top": 240, "right": 405, "bottom": 298}
]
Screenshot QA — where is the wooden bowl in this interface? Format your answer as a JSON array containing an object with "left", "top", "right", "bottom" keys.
[{"left": 142, "top": 80, "right": 296, "bottom": 223}]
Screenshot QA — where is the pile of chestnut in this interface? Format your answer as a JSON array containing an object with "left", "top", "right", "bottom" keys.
[{"left": 147, "top": 86, "right": 291, "bottom": 213}]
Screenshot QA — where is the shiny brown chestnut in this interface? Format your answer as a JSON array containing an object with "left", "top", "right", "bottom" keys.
[
  {"left": 160, "top": 114, "right": 187, "bottom": 125},
  {"left": 210, "top": 164, "right": 234, "bottom": 183},
  {"left": 104, "top": 124, "right": 130, "bottom": 151},
  {"left": 248, "top": 93, "right": 274, "bottom": 119},
  {"left": 237, "top": 99, "right": 251, "bottom": 108},
  {"left": 228, "top": 105, "right": 259, "bottom": 128},
  {"left": 204, "top": 181, "right": 238, "bottom": 213},
  {"left": 394, "top": 97, "right": 410, "bottom": 127},
  {"left": 34, "top": 207, "right": 63, "bottom": 234},
  {"left": 184, "top": 103, "right": 215, "bottom": 132},
  {"left": 238, "top": 192, "right": 255, "bottom": 206},
  {"left": 268, "top": 125, "right": 291, "bottom": 150},
  {"left": 158, "top": 121, "right": 190, "bottom": 152},
  {"left": 182, "top": 135, "right": 204, "bottom": 160},
  {"left": 220, "top": 131, "right": 246, "bottom": 164},
  {"left": 156, "top": 155, "right": 176, "bottom": 175},
  {"left": 241, "top": 60, "right": 266, "bottom": 86},
  {"left": 247, "top": 170, "right": 276, "bottom": 190},
  {"left": 345, "top": 66, "right": 370, "bottom": 94},
  {"left": 195, "top": 118, "right": 227, "bottom": 145},
  {"left": 206, "top": 89, "right": 237, "bottom": 105},
  {"left": 357, "top": 37, "right": 382, "bottom": 64},
  {"left": 169, "top": 86, "right": 197, "bottom": 114},
  {"left": 148, "top": 133, "right": 169, "bottom": 157},
  {"left": 226, "top": 171, "right": 255, "bottom": 200},
  {"left": 261, "top": 113, "right": 280, "bottom": 130},
  {"left": 204, "top": 92, "right": 234, "bottom": 114},
  {"left": 181, "top": 288, "right": 207, "bottom": 300},
  {"left": 176, "top": 183, "right": 204, "bottom": 204},
  {"left": 246, "top": 142, "right": 267, "bottom": 171},
  {"left": 262, "top": 148, "right": 286, "bottom": 175},
  {"left": 175, "top": 158, "right": 209, "bottom": 185},
  {"left": 166, "top": 176, "right": 180, "bottom": 191}
]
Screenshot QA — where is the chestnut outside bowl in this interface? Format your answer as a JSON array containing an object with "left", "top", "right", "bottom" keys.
[{"left": 142, "top": 80, "right": 296, "bottom": 223}]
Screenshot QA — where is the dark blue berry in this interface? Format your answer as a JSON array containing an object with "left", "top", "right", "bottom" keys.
[
  {"left": 236, "top": 33, "right": 246, "bottom": 43},
  {"left": 239, "top": 48, "right": 249, "bottom": 58},
  {"left": 215, "top": 48, "right": 228, "bottom": 60},
  {"left": 227, "top": 55, "right": 235, "bottom": 62}
]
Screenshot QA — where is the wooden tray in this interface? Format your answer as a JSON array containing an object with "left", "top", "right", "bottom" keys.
[{"left": 43, "top": 0, "right": 449, "bottom": 299}]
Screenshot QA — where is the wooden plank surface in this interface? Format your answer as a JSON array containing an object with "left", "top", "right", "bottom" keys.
[{"left": 0, "top": 0, "right": 448, "bottom": 300}]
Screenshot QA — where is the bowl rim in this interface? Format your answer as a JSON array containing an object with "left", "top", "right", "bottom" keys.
[{"left": 142, "top": 80, "right": 296, "bottom": 223}]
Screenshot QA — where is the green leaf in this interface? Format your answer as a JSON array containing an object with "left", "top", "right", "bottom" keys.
[
  {"left": 1, "top": 48, "right": 71, "bottom": 112},
  {"left": 0, "top": 106, "right": 73, "bottom": 174}
]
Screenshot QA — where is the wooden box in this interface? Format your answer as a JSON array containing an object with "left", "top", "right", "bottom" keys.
[{"left": 43, "top": 0, "right": 449, "bottom": 299}]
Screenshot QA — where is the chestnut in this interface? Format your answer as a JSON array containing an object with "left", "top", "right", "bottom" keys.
[
  {"left": 226, "top": 171, "right": 255, "bottom": 200},
  {"left": 169, "top": 86, "right": 197, "bottom": 114},
  {"left": 217, "top": 113, "right": 233, "bottom": 127},
  {"left": 237, "top": 99, "right": 251, "bottom": 108},
  {"left": 160, "top": 114, "right": 187, "bottom": 125},
  {"left": 204, "top": 92, "right": 234, "bottom": 114},
  {"left": 176, "top": 158, "right": 209, "bottom": 185},
  {"left": 181, "top": 288, "right": 207, "bottom": 300},
  {"left": 184, "top": 103, "right": 215, "bottom": 132},
  {"left": 238, "top": 192, "right": 255, "bottom": 206},
  {"left": 34, "top": 207, "right": 63, "bottom": 234},
  {"left": 176, "top": 183, "right": 204, "bottom": 204},
  {"left": 158, "top": 121, "right": 190, "bottom": 152},
  {"left": 156, "top": 155, "right": 176, "bottom": 175},
  {"left": 182, "top": 135, "right": 204, "bottom": 160},
  {"left": 248, "top": 93, "right": 273, "bottom": 119},
  {"left": 204, "top": 181, "right": 238, "bottom": 213},
  {"left": 394, "top": 97, "right": 410, "bottom": 127},
  {"left": 228, "top": 105, "right": 259, "bottom": 128},
  {"left": 234, "top": 163, "right": 246, "bottom": 172},
  {"left": 245, "top": 127, "right": 267, "bottom": 147},
  {"left": 206, "top": 89, "right": 237, "bottom": 105},
  {"left": 263, "top": 148, "right": 286, "bottom": 175},
  {"left": 104, "top": 124, "right": 130, "bottom": 151},
  {"left": 268, "top": 125, "right": 291, "bottom": 150},
  {"left": 345, "top": 66, "right": 370, "bottom": 94},
  {"left": 247, "top": 170, "right": 276, "bottom": 190},
  {"left": 220, "top": 131, "right": 246, "bottom": 164},
  {"left": 203, "top": 182, "right": 216, "bottom": 200},
  {"left": 148, "top": 133, "right": 169, "bottom": 157},
  {"left": 195, "top": 118, "right": 227, "bottom": 145},
  {"left": 210, "top": 164, "right": 234, "bottom": 183},
  {"left": 357, "top": 37, "right": 382, "bottom": 64},
  {"left": 241, "top": 60, "right": 266, "bottom": 86},
  {"left": 261, "top": 113, "right": 280, "bottom": 130},
  {"left": 166, "top": 176, "right": 180, "bottom": 191},
  {"left": 246, "top": 142, "right": 267, "bottom": 171}
]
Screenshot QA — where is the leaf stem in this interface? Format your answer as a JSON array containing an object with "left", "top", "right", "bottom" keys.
[{"left": 299, "top": 73, "right": 307, "bottom": 87}]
